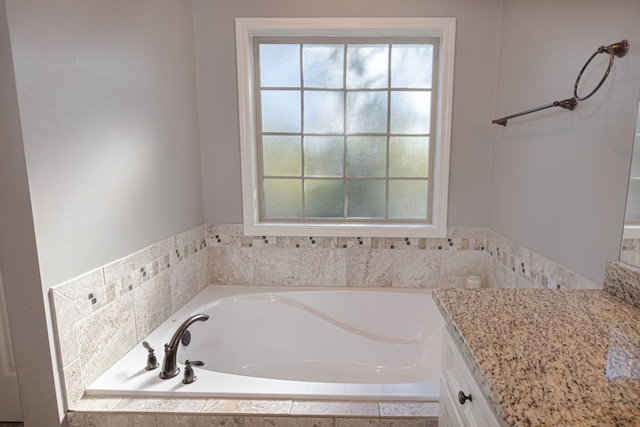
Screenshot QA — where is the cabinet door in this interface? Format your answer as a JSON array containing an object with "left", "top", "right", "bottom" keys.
[
  {"left": 440, "top": 330, "right": 500, "bottom": 427},
  {"left": 439, "top": 378, "right": 465, "bottom": 427}
]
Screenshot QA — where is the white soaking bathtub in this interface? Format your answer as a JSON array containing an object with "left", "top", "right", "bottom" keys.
[{"left": 86, "top": 285, "right": 444, "bottom": 401}]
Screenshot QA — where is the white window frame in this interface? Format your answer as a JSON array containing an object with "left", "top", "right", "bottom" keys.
[{"left": 236, "top": 17, "right": 456, "bottom": 237}]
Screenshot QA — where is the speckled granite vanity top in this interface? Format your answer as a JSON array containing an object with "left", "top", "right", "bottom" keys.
[{"left": 433, "top": 288, "right": 640, "bottom": 427}]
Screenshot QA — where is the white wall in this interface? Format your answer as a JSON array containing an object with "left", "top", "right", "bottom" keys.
[
  {"left": 2, "top": 0, "right": 205, "bottom": 424},
  {"left": 489, "top": 0, "right": 640, "bottom": 283},
  {"left": 0, "top": 2, "right": 61, "bottom": 424},
  {"left": 194, "top": 0, "right": 501, "bottom": 227},
  {"left": 6, "top": 0, "right": 205, "bottom": 288}
]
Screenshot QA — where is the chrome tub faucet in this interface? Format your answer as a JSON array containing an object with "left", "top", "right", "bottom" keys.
[{"left": 159, "top": 313, "right": 209, "bottom": 379}]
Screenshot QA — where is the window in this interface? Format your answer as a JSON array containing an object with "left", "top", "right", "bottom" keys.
[{"left": 236, "top": 18, "right": 456, "bottom": 237}]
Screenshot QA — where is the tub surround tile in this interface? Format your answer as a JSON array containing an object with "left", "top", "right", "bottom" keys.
[
  {"left": 206, "top": 224, "right": 597, "bottom": 291},
  {"left": 391, "top": 250, "right": 440, "bottom": 288},
  {"left": 132, "top": 271, "right": 172, "bottom": 342},
  {"left": 433, "top": 288, "right": 640, "bottom": 426},
  {"left": 77, "top": 293, "right": 137, "bottom": 386},
  {"left": 438, "top": 250, "right": 485, "bottom": 288},
  {"left": 290, "top": 401, "right": 379, "bottom": 416},
  {"left": 50, "top": 291, "right": 79, "bottom": 368},
  {"left": 300, "top": 248, "right": 347, "bottom": 287},
  {"left": 207, "top": 224, "right": 487, "bottom": 289},
  {"left": 53, "top": 223, "right": 611, "bottom": 425},
  {"left": 51, "top": 225, "right": 207, "bottom": 419},
  {"left": 170, "top": 252, "right": 208, "bottom": 312},
  {"left": 604, "top": 260, "right": 640, "bottom": 309},
  {"left": 62, "top": 359, "right": 85, "bottom": 408},
  {"left": 114, "top": 397, "right": 208, "bottom": 413},
  {"left": 378, "top": 402, "right": 439, "bottom": 418},
  {"left": 253, "top": 248, "right": 301, "bottom": 286},
  {"left": 203, "top": 399, "right": 293, "bottom": 414},
  {"left": 69, "top": 396, "right": 123, "bottom": 412},
  {"left": 54, "top": 268, "right": 105, "bottom": 302},
  {"left": 446, "top": 226, "right": 486, "bottom": 241},
  {"left": 208, "top": 247, "right": 253, "bottom": 286},
  {"left": 485, "top": 231, "right": 599, "bottom": 290},
  {"left": 347, "top": 249, "right": 393, "bottom": 287}
]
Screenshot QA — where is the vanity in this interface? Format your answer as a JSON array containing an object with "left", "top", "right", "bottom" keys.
[{"left": 433, "top": 269, "right": 640, "bottom": 427}]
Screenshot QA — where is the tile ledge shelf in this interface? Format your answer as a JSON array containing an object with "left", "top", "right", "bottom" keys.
[{"left": 66, "top": 397, "right": 439, "bottom": 426}]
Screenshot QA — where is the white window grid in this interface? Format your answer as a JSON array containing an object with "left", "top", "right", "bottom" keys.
[{"left": 255, "top": 38, "right": 439, "bottom": 223}]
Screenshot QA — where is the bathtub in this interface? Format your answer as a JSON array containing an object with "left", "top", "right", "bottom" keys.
[{"left": 86, "top": 285, "right": 444, "bottom": 401}]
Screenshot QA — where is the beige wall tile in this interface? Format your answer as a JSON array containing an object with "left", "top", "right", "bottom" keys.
[
  {"left": 51, "top": 290, "right": 79, "bottom": 368},
  {"left": 347, "top": 249, "right": 393, "bottom": 287},
  {"left": 133, "top": 271, "right": 172, "bottom": 341},
  {"left": 209, "top": 247, "right": 253, "bottom": 285},
  {"left": 392, "top": 250, "right": 441, "bottom": 288},
  {"left": 439, "top": 251, "right": 485, "bottom": 288},
  {"left": 62, "top": 359, "right": 84, "bottom": 408},
  {"left": 300, "top": 248, "right": 347, "bottom": 287},
  {"left": 253, "top": 248, "right": 301, "bottom": 286},
  {"left": 76, "top": 293, "right": 136, "bottom": 386}
]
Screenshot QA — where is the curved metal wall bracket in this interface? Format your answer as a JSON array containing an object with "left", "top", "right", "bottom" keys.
[{"left": 492, "top": 40, "right": 629, "bottom": 126}]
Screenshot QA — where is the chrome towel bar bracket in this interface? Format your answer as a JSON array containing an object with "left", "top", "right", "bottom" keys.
[{"left": 492, "top": 40, "right": 629, "bottom": 126}]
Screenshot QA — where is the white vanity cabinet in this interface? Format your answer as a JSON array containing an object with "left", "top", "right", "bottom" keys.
[{"left": 439, "top": 330, "right": 501, "bottom": 427}]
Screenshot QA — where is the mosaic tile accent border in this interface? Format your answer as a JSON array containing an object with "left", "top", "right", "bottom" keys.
[
  {"left": 207, "top": 224, "right": 487, "bottom": 251},
  {"left": 485, "top": 228, "right": 600, "bottom": 289},
  {"left": 50, "top": 225, "right": 208, "bottom": 407}
]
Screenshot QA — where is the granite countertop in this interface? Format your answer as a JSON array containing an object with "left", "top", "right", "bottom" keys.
[{"left": 433, "top": 288, "right": 640, "bottom": 427}]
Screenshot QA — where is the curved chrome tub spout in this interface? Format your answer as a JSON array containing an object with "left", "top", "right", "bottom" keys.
[{"left": 159, "top": 313, "right": 209, "bottom": 379}]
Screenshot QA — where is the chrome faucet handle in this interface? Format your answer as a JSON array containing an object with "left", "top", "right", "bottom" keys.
[
  {"left": 182, "top": 359, "right": 204, "bottom": 384},
  {"left": 142, "top": 341, "right": 159, "bottom": 370}
]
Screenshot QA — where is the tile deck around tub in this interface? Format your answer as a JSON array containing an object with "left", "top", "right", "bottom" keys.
[{"left": 68, "top": 397, "right": 439, "bottom": 426}]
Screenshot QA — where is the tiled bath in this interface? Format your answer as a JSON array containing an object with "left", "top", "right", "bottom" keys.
[{"left": 49, "top": 224, "right": 599, "bottom": 426}]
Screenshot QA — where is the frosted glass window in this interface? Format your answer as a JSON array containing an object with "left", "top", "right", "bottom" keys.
[
  {"left": 389, "top": 136, "right": 429, "bottom": 177},
  {"left": 303, "top": 45, "right": 344, "bottom": 88},
  {"left": 391, "top": 45, "right": 433, "bottom": 88},
  {"left": 388, "top": 180, "right": 428, "bottom": 219},
  {"left": 305, "top": 179, "right": 344, "bottom": 217},
  {"left": 264, "top": 179, "right": 302, "bottom": 217},
  {"left": 347, "top": 45, "right": 389, "bottom": 88},
  {"left": 261, "top": 91, "right": 301, "bottom": 133},
  {"left": 347, "top": 180, "right": 386, "bottom": 218},
  {"left": 253, "top": 36, "right": 441, "bottom": 222},
  {"left": 346, "top": 92, "right": 388, "bottom": 134},
  {"left": 347, "top": 136, "right": 386, "bottom": 177},
  {"left": 305, "top": 136, "right": 344, "bottom": 177},
  {"left": 390, "top": 92, "right": 431, "bottom": 134},
  {"left": 304, "top": 91, "right": 344, "bottom": 133},
  {"left": 260, "top": 44, "right": 300, "bottom": 87},
  {"left": 263, "top": 136, "right": 302, "bottom": 176}
]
